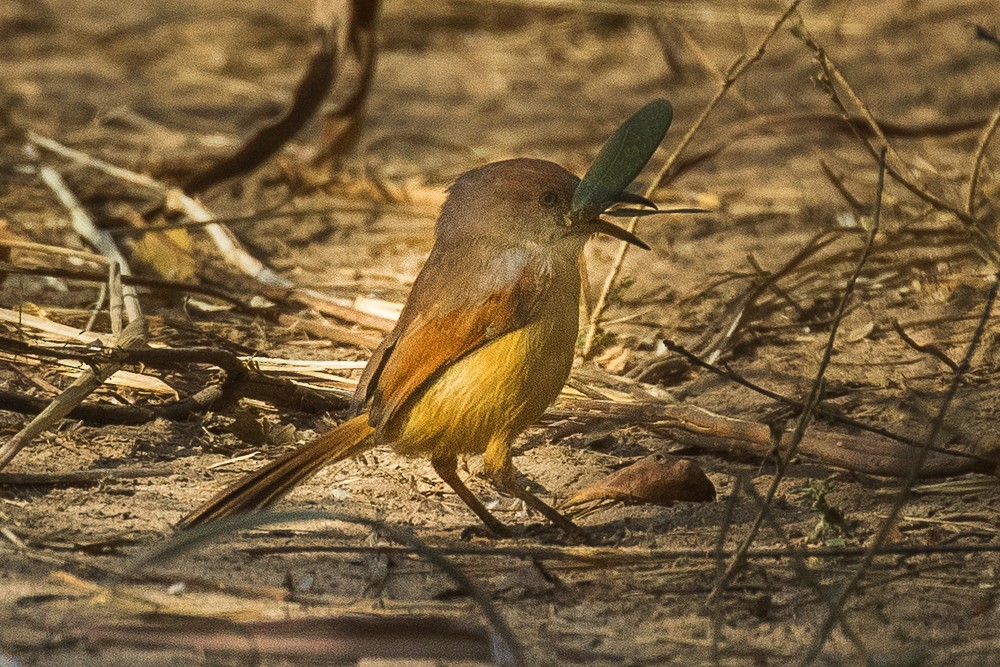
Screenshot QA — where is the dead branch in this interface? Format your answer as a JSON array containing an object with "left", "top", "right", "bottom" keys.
[
  {"left": 0, "top": 342, "right": 349, "bottom": 425},
  {"left": 702, "top": 232, "right": 834, "bottom": 365},
  {"left": 83, "top": 615, "right": 495, "bottom": 666},
  {"left": 26, "top": 131, "right": 290, "bottom": 286},
  {"left": 582, "top": 0, "right": 806, "bottom": 358},
  {"left": 0, "top": 467, "right": 172, "bottom": 486},
  {"left": 801, "top": 271, "right": 1000, "bottom": 665},
  {"left": 709, "top": 150, "right": 886, "bottom": 603},
  {"left": 0, "top": 238, "right": 107, "bottom": 266},
  {"left": 0, "top": 266, "right": 147, "bottom": 470},
  {"left": 548, "top": 397, "right": 986, "bottom": 478},
  {"left": 818, "top": 158, "right": 867, "bottom": 212},
  {"left": 890, "top": 319, "right": 959, "bottom": 371},
  {"left": 184, "top": 12, "right": 340, "bottom": 193},
  {"left": 310, "top": 0, "right": 380, "bottom": 170},
  {"left": 965, "top": 104, "right": 1000, "bottom": 218}
]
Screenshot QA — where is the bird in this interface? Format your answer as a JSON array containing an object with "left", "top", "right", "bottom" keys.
[{"left": 180, "top": 101, "right": 678, "bottom": 536}]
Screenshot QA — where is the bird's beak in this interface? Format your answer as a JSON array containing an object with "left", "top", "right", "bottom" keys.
[
  {"left": 587, "top": 218, "right": 650, "bottom": 250},
  {"left": 612, "top": 191, "right": 657, "bottom": 210},
  {"left": 578, "top": 191, "right": 654, "bottom": 250}
]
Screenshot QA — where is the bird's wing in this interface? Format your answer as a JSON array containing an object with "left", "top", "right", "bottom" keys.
[{"left": 354, "top": 244, "right": 553, "bottom": 429}]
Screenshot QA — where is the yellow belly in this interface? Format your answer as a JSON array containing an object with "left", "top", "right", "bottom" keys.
[{"left": 385, "top": 296, "right": 577, "bottom": 458}]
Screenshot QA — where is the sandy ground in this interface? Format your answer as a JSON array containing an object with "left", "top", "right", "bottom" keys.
[{"left": 2, "top": 0, "right": 1000, "bottom": 665}]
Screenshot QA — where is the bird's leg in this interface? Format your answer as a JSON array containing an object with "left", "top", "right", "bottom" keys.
[
  {"left": 483, "top": 438, "right": 585, "bottom": 539},
  {"left": 430, "top": 451, "right": 512, "bottom": 537}
]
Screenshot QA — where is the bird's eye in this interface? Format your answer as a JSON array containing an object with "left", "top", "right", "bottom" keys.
[{"left": 539, "top": 190, "right": 560, "bottom": 208}]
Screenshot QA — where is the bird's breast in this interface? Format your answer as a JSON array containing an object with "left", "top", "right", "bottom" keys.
[{"left": 387, "top": 264, "right": 580, "bottom": 457}]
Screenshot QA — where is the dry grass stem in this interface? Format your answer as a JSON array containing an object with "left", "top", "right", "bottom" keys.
[
  {"left": 799, "top": 270, "right": 1000, "bottom": 665},
  {"left": 709, "top": 149, "right": 887, "bottom": 603},
  {"left": 582, "top": 0, "right": 805, "bottom": 358},
  {"left": 965, "top": 104, "right": 1000, "bottom": 217},
  {"left": 0, "top": 267, "right": 147, "bottom": 470}
]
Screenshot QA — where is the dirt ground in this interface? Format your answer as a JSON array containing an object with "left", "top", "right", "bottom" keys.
[{"left": 2, "top": 0, "right": 1000, "bottom": 665}]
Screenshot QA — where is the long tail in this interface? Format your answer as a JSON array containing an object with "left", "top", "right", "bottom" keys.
[{"left": 178, "top": 414, "right": 376, "bottom": 529}]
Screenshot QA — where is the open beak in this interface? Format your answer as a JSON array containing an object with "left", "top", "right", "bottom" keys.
[
  {"left": 588, "top": 218, "right": 650, "bottom": 250},
  {"left": 581, "top": 191, "right": 654, "bottom": 250},
  {"left": 612, "top": 191, "right": 657, "bottom": 210},
  {"left": 570, "top": 192, "right": 653, "bottom": 250}
]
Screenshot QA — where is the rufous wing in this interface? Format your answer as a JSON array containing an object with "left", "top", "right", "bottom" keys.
[{"left": 358, "top": 245, "right": 553, "bottom": 429}]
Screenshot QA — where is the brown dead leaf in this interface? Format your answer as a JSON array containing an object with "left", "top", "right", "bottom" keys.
[
  {"left": 229, "top": 411, "right": 296, "bottom": 446},
  {"left": 594, "top": 343, "right": 632, "bottom": 374},
  {"left": 564, "top": 453, "right": 716, "bottom": 509}
]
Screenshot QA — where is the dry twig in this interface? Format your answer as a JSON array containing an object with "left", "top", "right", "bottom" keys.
[
  {"left": 708, "top": 149, "right": 886, "bottom": 602},
  {"left": 800, "top": 271, "right": 1000, "bottom": 665},
  {"left": 965, "top": 104, "right": 1000, "bottom": 218},
  {"left": 582, "top": 0, "right": 806, "bottom": 357},
  {"left": 0, "top": 266, "right": 147, "bottom": 470},
  {"left": 793, "top": 18, "right": 1000, "bottom": 263}
]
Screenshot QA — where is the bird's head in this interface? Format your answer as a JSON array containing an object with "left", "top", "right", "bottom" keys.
[
  {"left": 436, "top": 100, "right": 698, "bottom": 253},
  {"left": 437, "top": 158, "right": 650, "bottom": 251}
]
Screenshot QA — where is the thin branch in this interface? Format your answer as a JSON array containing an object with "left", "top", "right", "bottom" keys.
[
  {"left": 582, "top": 0, "right": 805, "bottom": 358},
  {"left": 890, "top": 319, "right": 959, "bottom": 371},
  {"left": 965, "top": 104, "right": 1000, "bottom": 218},
  {"left": 244, "top": 539, "right": 1000, "bottom": 563},
  {"left": 27, "top": 132, "right": 396, "bottom": 331},
  {"left": 0, "top": 267, "right": 147, "bottom": 470},
  {"left": 185, "top": 13, "right": 339, "bottom": 193},
  {"left": 799, "top": 271, "right": 1000, "bottom": 665},
  {"left": 709, "top": 149, "right": 886, "bottom": 602}
]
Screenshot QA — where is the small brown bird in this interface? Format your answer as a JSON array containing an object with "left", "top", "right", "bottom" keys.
[{"left": 180, "top": 102, "right": 677, "bottom": 535}]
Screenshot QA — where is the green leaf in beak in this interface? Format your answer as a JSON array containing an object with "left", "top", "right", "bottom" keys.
[{"left": 571, "top": 99, "right": 673, "bottom": 222}]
